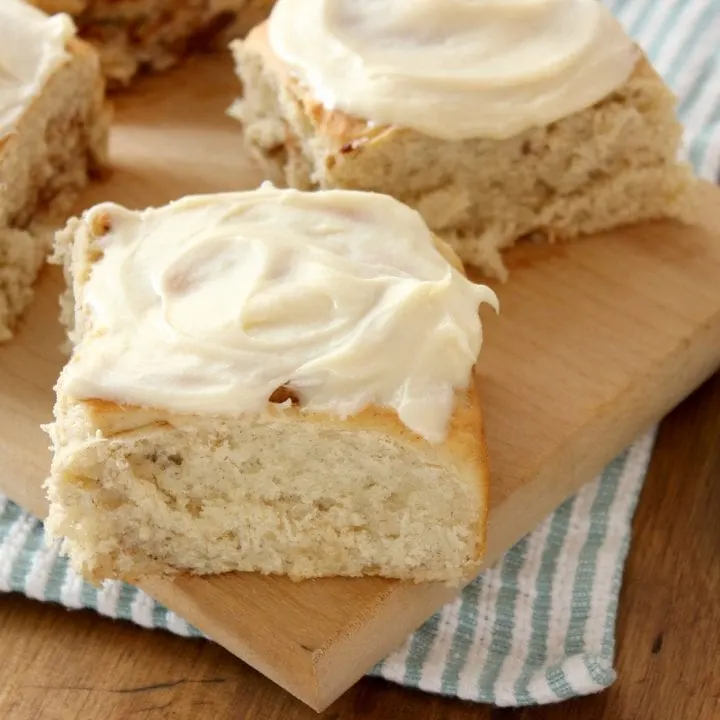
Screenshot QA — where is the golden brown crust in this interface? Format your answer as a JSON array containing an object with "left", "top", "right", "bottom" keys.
[
  {"left": 82, "top": 384, "right": 484, "bottom": 475},
  {"left": 30, "top": 1, "right": 87, "bottom": 12},
  {"left": 244, "top": 23, "right": 380, "bottom": 145}
]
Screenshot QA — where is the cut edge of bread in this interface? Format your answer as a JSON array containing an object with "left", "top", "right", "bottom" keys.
[{"left": 45, "top": 380, "right": 490, "bottom": 587}]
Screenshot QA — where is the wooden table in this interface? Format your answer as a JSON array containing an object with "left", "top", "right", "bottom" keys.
[{"left": 0, "top": 372, "right": 718, "bottom": 720}]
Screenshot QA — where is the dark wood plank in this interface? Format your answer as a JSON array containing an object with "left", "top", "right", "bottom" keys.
[{"left": 0, "top": 372, "right": 718, "bottom": 719}]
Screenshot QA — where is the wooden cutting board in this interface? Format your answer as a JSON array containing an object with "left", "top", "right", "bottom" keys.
[{"left": 1, "top": 56, "right": 719, "bottom": 712}]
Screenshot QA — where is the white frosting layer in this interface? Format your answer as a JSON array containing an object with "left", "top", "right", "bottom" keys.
[
  {"left": 61, "top": 187, "right": 498, "bottom": 443},
  {"left": 0, "top": 0, "right": 75, "bottom": 140},
  {"left": 268, "top": 0, "right": 638, "bottom": 140}
]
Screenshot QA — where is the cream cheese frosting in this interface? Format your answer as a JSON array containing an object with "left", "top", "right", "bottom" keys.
[
  {"left": 268, "top": 0, "right": 639, "bottom": 140},
  {"left": 60, "top": 187, "right": 498, "bottom": 443},
  {"left": 0, "top": 0, "right": 75, "bottom": 140}
]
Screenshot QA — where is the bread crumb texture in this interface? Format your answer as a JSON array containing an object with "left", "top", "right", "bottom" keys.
[{"left": 45, "top": 388, "right": 488, "bottom": 585}]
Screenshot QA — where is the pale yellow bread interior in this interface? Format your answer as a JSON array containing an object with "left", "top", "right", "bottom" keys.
[{"left": 46, "top": 384, "right": 488, "bottom": 586}]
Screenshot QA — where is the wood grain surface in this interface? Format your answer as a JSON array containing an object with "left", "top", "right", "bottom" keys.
[
  {"left": 1, "top": 55, "right": 720, "bottom": 713},
  {"left": 0, "top": 373, "right": 717, "bottom": 720}
]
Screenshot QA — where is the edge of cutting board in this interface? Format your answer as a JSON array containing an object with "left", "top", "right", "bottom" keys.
[{"left": 0, "top": 57, "right": 719, "bottom": 711}]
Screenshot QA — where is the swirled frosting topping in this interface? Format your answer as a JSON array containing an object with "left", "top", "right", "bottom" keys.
[
  {"left": 61, "top": 187, "right": 498, "bottom": 442},
  {"left": 0, "top": 0, "right": 75, "bottom": 139},
  {"left": 267, "top": 0, "right": 638, "bottom": 140}
]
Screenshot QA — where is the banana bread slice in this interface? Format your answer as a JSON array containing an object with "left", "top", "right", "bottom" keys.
[
  {"left": 0, "top": 2, "right": 109, "bottom": 341},
  {"left": 231, "top": 22, "right": 693, "bottom": 279},
  {"left": 46, "top": 188, "right": 496, "bottom": 585}
]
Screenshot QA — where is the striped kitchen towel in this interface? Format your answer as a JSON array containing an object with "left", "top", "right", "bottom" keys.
[
  {"left": 1, "top": 0, "right": 719, "bottom": 708},
  {"left": 371, "top": 433, "right": 656, "bottom": 703},
  {"left": 0, "top": 431, "right": 657, "bottom": 705}
]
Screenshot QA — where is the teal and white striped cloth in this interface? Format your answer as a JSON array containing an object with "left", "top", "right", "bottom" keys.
[{"left": 1, "top": 0, "right": 719, "bottom": 707}]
